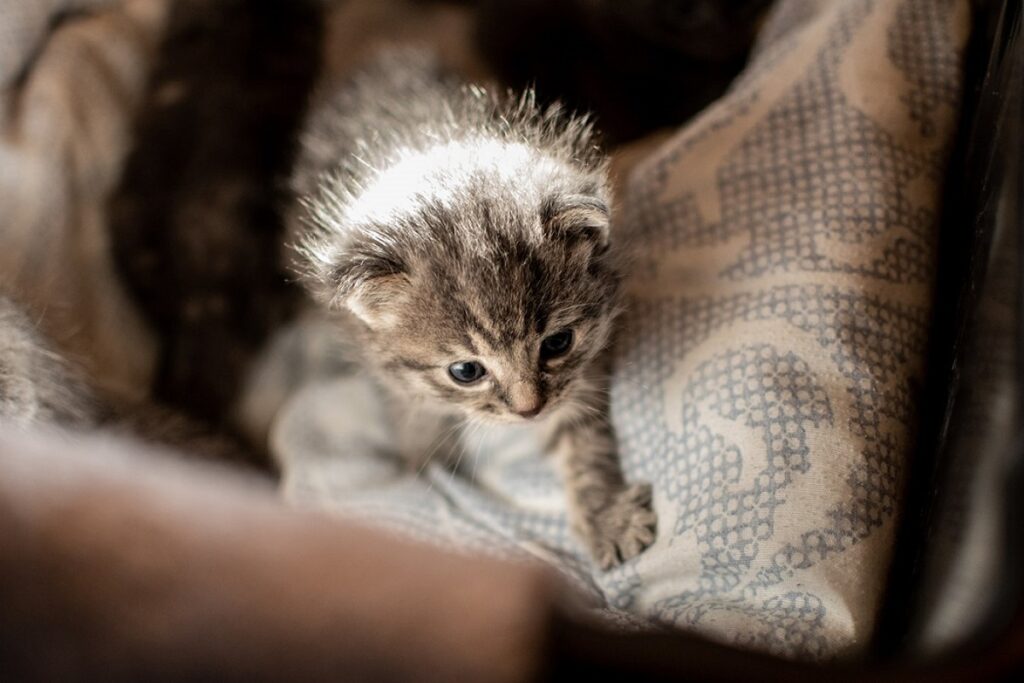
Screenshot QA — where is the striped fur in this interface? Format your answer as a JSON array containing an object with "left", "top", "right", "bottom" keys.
[{"left": 290, "top": 48, "right": 656, "bottom": 568}]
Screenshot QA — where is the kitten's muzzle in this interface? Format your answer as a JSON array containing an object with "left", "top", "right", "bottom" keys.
[
  {"left": 514, "top": 404, "right": 543, "bottom": 419},
  {"left": 508, "top": 380, "right": 544, "bottom": 419}
]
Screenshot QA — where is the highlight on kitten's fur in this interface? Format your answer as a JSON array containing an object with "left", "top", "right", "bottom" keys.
[{"left": 289, "top": 48, "right": 656, "bottom": 568}]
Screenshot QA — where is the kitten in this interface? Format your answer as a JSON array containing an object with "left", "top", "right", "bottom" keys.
[{"left": 289, "top": 49, "right": 656, "bottom": 569}]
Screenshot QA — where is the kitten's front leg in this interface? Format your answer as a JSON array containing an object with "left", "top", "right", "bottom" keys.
[{"left": 549, "top": 407, "right": 657, "bottom": 570}]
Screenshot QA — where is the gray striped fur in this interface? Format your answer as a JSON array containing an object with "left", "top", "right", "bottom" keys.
[{"left": 290, "top": 48, "right": 656, "bottom": 568}]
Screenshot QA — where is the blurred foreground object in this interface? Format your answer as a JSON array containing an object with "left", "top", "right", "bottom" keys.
[{"left": 0, "top": 428, "right": 555, "bottom": 683}]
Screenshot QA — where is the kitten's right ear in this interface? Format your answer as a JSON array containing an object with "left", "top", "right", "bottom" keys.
[
  {"left": 541, "top": 193, "right": 611, "bottom": 256},
  {"left": 302, "top": 237, "right": 410, "bottom": 328}
]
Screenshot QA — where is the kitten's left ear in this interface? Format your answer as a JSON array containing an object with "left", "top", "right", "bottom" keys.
[{"left": 541, "top": 193, "right": 611, "bottom": 255}]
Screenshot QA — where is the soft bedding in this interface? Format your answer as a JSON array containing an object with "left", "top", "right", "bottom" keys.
[
  {"left": 271, "top": 0, "right": 969, "bottom": 659},
  {"left": 0, "top": 0, "right": 166, "bottom": 399}
]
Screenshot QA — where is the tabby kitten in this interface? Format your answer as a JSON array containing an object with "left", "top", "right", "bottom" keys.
[{"left": 290, "top": 50, "right": 655, "bottom": 569}]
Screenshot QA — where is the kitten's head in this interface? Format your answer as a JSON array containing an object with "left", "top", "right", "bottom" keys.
[{"left": 299, "top": 139, "right": 618, "bottom": 423}]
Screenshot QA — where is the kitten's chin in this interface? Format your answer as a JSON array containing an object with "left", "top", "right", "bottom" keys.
[
  {"left": 513, "top": 399, "right": 570, "bottom": 425},
  {"left": 474, "top": 412, "right": 533, "bottom": 426}
]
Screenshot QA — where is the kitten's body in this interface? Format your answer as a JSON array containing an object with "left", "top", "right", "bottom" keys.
[{"left": 290, "top": 50, "right": 655, "bottom": 568}]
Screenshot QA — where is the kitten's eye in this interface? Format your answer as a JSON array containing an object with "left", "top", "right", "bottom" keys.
[
  {"left": 540, "top": 330, "right": 574, "bottom": 360},
  {"left": 448, "top": 361, "right": 487, "bottom": 384}
]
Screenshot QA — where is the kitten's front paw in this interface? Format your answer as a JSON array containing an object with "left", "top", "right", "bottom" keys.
[{"left": 583, "top": 483, "right": 658, "bottom": 570}]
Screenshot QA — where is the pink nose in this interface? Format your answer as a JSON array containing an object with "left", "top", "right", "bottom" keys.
[
  {"left": 508, "top": 380, "right": 543, "bottom": 418},
  {"left": 514, "top": 403, "right": 543, "bottom": 419}
]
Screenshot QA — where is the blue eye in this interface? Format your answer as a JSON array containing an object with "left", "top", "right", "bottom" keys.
[
  {"left": 448, "top": 361, "right": 487, "bottom": 384},
  {"left": 540, "top": 330, "right": 574, "bottom": 359}
]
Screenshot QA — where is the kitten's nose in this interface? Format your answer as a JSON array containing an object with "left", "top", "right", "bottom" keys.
[
  {"left": 509, "top": 381, "right": 543, "bottom": 419},
  {"left": 514, "top": 404, "right": 543, "bottom": 419}
]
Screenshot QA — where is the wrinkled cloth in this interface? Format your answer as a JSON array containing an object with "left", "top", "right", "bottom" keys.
[{"left": 273, "top": 0, "right": 969, "bottom": 659}]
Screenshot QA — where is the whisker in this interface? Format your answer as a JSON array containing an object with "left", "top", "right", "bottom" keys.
[
  {"left": 451, "top": 418, "right": 486, "bottom": 486},
  {"left": 417, "top": 416, "right": 466, "bottom": 479}
]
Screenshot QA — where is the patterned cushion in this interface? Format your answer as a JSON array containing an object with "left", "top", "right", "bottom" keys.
[{"left": 271, "top": 0, "right": 970, "bottom": 659}]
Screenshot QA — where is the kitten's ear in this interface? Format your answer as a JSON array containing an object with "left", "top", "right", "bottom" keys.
[
  {"left": 303, "top": 237, "right": 410, "bottom": 327},
  {"left": 541, "top": 194, "right": 611, "bottom": 256}
]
